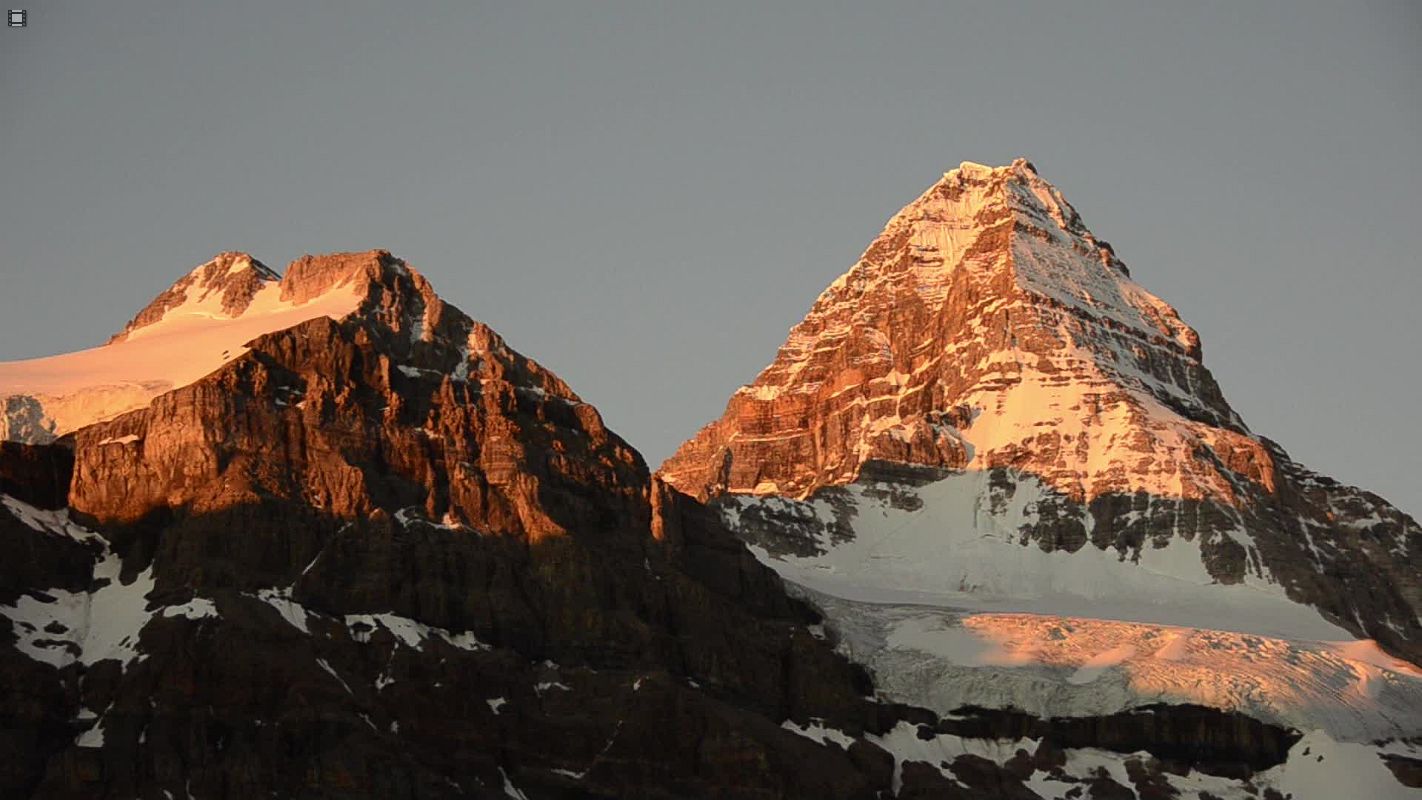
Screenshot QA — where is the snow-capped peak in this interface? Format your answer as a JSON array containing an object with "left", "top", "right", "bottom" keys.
[
  {"left": 0, "top": 249, "right": 586, "bottom": 444},
  {"left": 661, "top": 159, "right": 1246, "bottom": 503},
  {"left": 109, "top": 252, "right": 282, "bottom": 344},
  {"left": 0, "top": 251, "right": 388, "bottom": 441}
]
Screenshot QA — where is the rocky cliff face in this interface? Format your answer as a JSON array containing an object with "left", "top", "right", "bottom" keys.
[
  {"left": 660, "top": 160, "right": 1422, "bottom": 664},
  {"left": 67, "top": 250, "right": 643, "bottom": 543}
]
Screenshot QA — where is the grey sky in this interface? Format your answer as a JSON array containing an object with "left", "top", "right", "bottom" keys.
[{"left": 2, "top": 2, "right": 1419, "bottom": 518}]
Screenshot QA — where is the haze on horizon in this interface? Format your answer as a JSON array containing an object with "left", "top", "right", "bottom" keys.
[{"left": 1, "top": 1, "right": 1419, "bottom": 518}]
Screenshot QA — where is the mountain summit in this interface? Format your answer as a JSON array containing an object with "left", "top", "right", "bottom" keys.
[
  {"left": 107, "top": 252, "right": 283, "bottom": 344},
  {"left": 662, "top": 158, "right": 1253, "bottom": 503}
]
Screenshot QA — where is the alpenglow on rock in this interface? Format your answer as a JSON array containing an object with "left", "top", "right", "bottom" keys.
[{"left": 660, "top": 159, "right": 1422, "bottom": 664}]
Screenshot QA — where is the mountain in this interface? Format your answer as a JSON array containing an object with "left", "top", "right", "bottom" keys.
[
  {"left": 0, "top": 251, "right": 905, "bottom": 798},
  {"left": 660, "top": 161, "right": 1422, "bottom": 794}
]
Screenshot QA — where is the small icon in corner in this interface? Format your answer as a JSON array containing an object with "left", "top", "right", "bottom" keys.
[{"left": 6, "top": 9, "right": 25, "bottom": 27}]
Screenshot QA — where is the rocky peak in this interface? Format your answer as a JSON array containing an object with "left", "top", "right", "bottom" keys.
[
  {"left": 660, "top": 159, "right": 1253, "bottom": 504},
  {"left": 6, "top": 247, "right": 605, "bottom": 538},
  {"left": 282, "top": 250, "right": 446, "bottom": 352},
  {"left": 281, "top": 249, "right": 403, "bottom": 303},
  {"left": 108, "top": 252, "right": 280, "bottom": 343},
  {"left": 1, "top": 250, "right": 523, "bottom": 445},
  {"left": 67, "top": 250, "right": 624, "bottom": 542},
  {"left": 285, "top": 249, "right": 582, "bottom": 404},
  {"left": 0, "top": 257, "right": 935, "bottom": 800}
]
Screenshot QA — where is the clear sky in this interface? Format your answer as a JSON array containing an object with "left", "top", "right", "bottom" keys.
[{"left": 2, "top": 2, "right": 1419, "bottom": 518}]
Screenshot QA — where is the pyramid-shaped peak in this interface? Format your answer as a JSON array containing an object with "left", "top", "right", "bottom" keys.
[
  {"left": 832, "top": 161, "right": 1151, "bottom": 346},
  {"left": 660, "top": 161, "right": 1246, "bottom": 502}
]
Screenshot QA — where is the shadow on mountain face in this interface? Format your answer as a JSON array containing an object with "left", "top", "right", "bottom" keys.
[
  {"left": 2, "top": 487, "right": 892, "bottom": 798},
  {"left": 0, "top": 441, "right": 1309, "bottom": 800}
]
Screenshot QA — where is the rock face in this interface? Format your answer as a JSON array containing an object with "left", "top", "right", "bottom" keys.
[
  {"left": 660, "top": 160, "right": 1422, "bottom": 664},
  {"left": 67, "top": 250, "right": 642, "bottom": 543}
]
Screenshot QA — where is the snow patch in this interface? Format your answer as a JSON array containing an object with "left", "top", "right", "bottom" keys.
[
  {"left": 161, "top": 597, "right": 219, "bottom": 621},
  {"left": 97, "top": 434, "right": 141, "bottom": 446},
  {"left": 1, "top": 495, "right": 105, "bottom": 546},
  {"left": 252, "top": 587, "right": 309, "bottom": 633},
  {"left": 316, "top": 658, "right": 355, "bottom": 696},
  {"left": 815, "top": 592, "right": 1422, "bottom": 743},
  {"left": 737, "top": 472, "right": 1348, "bottom": 642},
  {"left": 1257, "top": 730, "right": 1420, "bottom": 800},
  {"left": 74, "top": 712, "right": 106, "bottom": 748},
  {"left": 2, "top": 555, "right": 155, "bottom": 668},
  {"left": 781, "top": 719, "right": 856, "bottom": 750},
  {"left": 501, "top": 768, "right": 530, "bottom": 800},
  {"left": 344, "top": 612, "right": 489, "bottom": 652}
]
